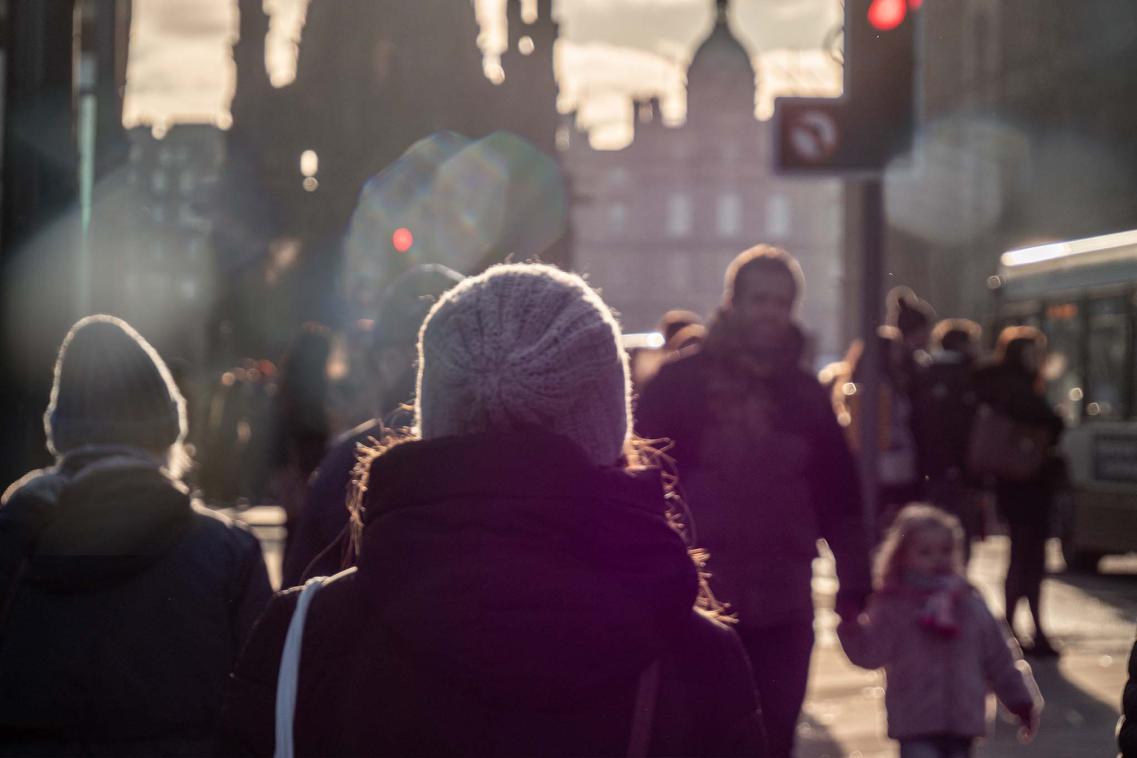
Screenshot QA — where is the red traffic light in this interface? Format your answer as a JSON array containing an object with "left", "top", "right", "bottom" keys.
[
  {"left": 867, "top": 0, "right": 906, "bottom": 31},
  {"left": 392, "top": 227, "right": 414, "bottom": 253}
]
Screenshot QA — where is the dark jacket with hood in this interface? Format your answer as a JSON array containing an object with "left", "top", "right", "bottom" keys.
[
  {"left": 0, "top": 446, "right": 272, "bottom": 757},
  {"left": 217, "top": 430, "right": 764, "bottom": 757},
  {"left": 637, "top": 320, "right": 871, "bottom": 627},
  {"left": 972, "top": 362, "right": 1064, "bottom": 515},
  {"left": 913, "top": 348, "right": 980, "bottom": 482}
]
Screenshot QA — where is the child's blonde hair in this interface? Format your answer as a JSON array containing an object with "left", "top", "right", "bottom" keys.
[{"left": 875, "top": 504, "right": 966, "bottom": 592}]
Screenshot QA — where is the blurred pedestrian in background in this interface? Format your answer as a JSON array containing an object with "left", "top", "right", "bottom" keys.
[
  {"left": 914, "top": 319, "right": 984, "bottom": 562},
  {"left": 974, "top": 326, "right": 1065, "bottom": 657},
  {"left": 281, "top": 264, "right": 462, "bottom": 585},
  {"left": 840, "top": 328, "right": 922, "bottom": 540},
  {"left": 888, "top": 286, "right": 936, "bottom": 360},
  {"left": 219, "top": 264, "right": 764, "bottom": 757},
  {"left": 638, "top": 245, "right": 870, "bottom": 757},
  {"left": 630, "top": 309, "right": 706, "bottom": 390},
  {"left": 0, "top": 315, "right": 271, "bottom": 756},
  {"left": 197, "top": 359, "right": 278, "bottom": 506},
  {"left": 839, "top": 505, "right": 1042, "bottom": 758},
  {"left": 269, "top": 323, "right": 332, "bottom": 542},
  {"left": 659, "top": 309, "right": 700, "bottom": 347}
]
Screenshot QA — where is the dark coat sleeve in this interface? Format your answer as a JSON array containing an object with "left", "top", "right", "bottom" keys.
[
  {"left": 0, "top": 473, "right": 56, "bottom": 612},
  {"left": 712, "top": 625, "right": 768, "bottom": 757},
  {"left": 805, "top": 379, "right": 872, "bottom": 612},
  {"left": 231, "top": 530, "right": 274, "bottom": 651},
  {"left": 216, "top": 589, "right": 299, "bottom": 758},
  {"left": 659, "top": 611, "right": 767, "bottom": 758},
  {"left": 1121, "top": 636, "right": 1137, "bottom": 757}
]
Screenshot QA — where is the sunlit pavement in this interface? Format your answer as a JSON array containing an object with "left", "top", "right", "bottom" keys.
[{"left": 802, "top": 538, "right": 1136, "bottom": 757}]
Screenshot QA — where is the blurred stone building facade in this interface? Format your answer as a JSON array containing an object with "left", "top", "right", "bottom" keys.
[
  {"left": 222, "top": 0, "right": 563, "bottom": 358},
  {"left": 563, "top": 1, "right": 844, "bottom": 363}
]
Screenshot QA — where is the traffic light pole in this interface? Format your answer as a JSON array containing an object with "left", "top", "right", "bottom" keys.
[{"left": 858, "top": 177, "right": 883, "bottom": 541}]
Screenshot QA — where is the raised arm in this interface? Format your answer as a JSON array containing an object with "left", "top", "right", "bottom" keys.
[
  {"left": 808, "top": 381, "right": 872, "bottom": 621},
  {"left": 836, "top": 595, "right": 896, "bottom": 670}
]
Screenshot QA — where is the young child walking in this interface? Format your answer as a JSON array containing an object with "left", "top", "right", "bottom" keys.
[{"left": 838, "top": 504, "right": 1042, "bottom": 758}]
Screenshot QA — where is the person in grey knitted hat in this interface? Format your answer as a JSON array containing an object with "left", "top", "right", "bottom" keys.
[
  {"left": 45, "top": 314, "right": 187, "bottom": 457},
  {"left": 416, "top": 262, "right": 632, "bottom": 466},
  {"left": 218, "top": 262, "right": 764, "bottom": 757}
]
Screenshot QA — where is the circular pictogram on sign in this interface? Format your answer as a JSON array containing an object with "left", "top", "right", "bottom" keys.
[{"left": 789, "top": 109, "right": 840, "bottom": 163}]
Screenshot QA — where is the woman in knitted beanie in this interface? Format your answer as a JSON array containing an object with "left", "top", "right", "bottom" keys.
[
  {"left": 0, "top": 314, "right": 271, "bottom": 756},
  {"left": 219, "top": 264, "right": 764, "bottom": 757}
]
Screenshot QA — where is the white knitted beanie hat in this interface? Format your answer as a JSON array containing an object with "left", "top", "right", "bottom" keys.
[{"left": 416, "top": 263, "right": 631, "bottom": 466}]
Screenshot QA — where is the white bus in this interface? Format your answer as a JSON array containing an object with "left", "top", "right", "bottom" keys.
[{"left": 994, "top": 229, "right": 1137, "bottom": 570}]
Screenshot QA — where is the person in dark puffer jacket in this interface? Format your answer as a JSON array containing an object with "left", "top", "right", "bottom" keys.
[
  {"left": 0, "top": 315, "right": 272, "bottom": 757},
  {"left": 217, "top": 264, "right": 765, "bottom": 757}
]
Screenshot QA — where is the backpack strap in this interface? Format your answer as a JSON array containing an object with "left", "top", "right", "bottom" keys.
[
  {"left": 274, "top": 576, "right": 328, "bottom": 758},
  {"left": 626, "top": 659, "right": 662, "bottom": 758}
]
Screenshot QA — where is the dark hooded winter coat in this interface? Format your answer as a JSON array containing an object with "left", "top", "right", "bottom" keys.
[
  {"left": 0, "top": 446, "right": 272, "bottom": 757},
  {"left": 913, "top": 348, "right": 980, "bottom": 482},
  {"left": 217, "top": 430, "right": 764, "bottom": 757},
  {"left": 972, "top": 363, "right": 1064, "bottom": 518},
  {"left": 636, "top": 330, "right": 871, "bottom": 627}
]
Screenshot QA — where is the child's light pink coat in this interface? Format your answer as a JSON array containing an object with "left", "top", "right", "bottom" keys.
[{"left": 838, "top": 587, "right": 1042, "bottom": 739}]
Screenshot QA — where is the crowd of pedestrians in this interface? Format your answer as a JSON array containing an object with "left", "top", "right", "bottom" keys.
[{"left": 0, "top": 240, "right": 1098, "bottom": 756}]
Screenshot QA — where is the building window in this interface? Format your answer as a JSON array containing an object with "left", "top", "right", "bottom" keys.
[
  {"left": 666, "top": 192, "right": 692, "bottom": 238},
  {"left": 766, "top": 194, "right": 790, "bottom": 239},
  {"left": 717, "top": 192, "right": 742, "bottom": 238}
]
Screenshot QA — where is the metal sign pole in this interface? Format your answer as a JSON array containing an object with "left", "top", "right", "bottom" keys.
[
  {"left": 76, "top": 0, "right": 97, "bottom": 319},
  {"left": 859, "top": 177, "right": 883, "bottom": 542}
]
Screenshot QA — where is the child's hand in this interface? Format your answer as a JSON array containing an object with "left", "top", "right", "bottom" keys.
[{"left": 1009, "top": 702, "right": 1038, "bottom": 742}]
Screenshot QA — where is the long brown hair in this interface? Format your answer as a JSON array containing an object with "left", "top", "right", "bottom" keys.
[
  {"left": 995, "top": 325, "right": 1047, "bottom": 393},
  {"left": 347, "top": 423, "right": 731, "bottom": 622}
]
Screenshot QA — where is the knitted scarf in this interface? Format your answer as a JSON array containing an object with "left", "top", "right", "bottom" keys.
[
  {"left": 904, "top": 570, "right": 967, "bottom": 637},
  {"left": 702, "top": 309, "right": 804, "bottom": 444}
]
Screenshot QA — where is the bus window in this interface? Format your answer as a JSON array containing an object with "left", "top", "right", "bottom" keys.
[
  {"left": 1085, "top": 297, "right": 1128, "bottom": 421},
  {"left": 1043, "top": 301, "right": 1083, "bottom": 423}
]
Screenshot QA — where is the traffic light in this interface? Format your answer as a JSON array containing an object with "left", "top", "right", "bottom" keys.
[
  {"left": 773, "top": 0, "right": 918, "bottom": 174},
  {"left": 845, "top": 0, "right": 916, "bottom": 150},
  {"left": 392, "top": 227, "right": 414, "bottom": 254}
]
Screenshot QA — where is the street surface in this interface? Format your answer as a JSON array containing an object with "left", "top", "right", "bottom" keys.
[
  {"left": 803, "top": 538, "right": 1135, "bottom": 757},
  {"left": 237, "top": 508, "right": 1133, "bottom": 756}
]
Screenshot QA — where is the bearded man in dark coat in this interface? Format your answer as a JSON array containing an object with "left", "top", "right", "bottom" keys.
[{"left": 638, "top": 245, "right": 871, "bottom": 758}]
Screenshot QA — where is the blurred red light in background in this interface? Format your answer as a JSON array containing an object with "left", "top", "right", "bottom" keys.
[
  {"left": 868, "top": 0, "right": 906, "bottom": 31},
  {"left": 392, "top": 227, "right": 414, "bottom": 253}
]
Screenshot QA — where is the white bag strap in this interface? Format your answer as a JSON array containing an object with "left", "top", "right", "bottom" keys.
[{"left": 274, "top": 576, "right": 328, "bottom": 758}]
